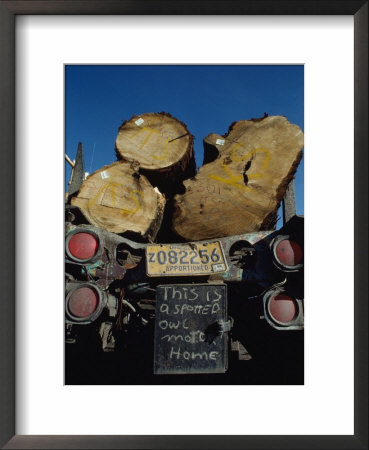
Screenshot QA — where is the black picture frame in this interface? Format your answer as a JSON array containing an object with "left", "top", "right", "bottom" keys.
[{"left": 0, "top": 1, "right": 367, "bottom": 449}]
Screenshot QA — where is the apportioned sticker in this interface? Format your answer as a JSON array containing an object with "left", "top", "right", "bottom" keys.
[{"left": 146, "top": 241, "right": 228, "bottom": 276}]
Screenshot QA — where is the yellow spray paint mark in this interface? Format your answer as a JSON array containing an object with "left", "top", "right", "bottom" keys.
[
  {"left": 130, "top": 127, "right": 159, "bottom": 149},
  {"left": 209, "top": 164, "right": 251, "bottom": 191},
  {"left": 88, "top": 182, "right": 142, "bottom": 215},
  {"left": 129, "top": 126, "right": 169, "bottom": 161},
  {"left": 152, "top": 139, "right": 169, "bottom": 160},
  {"left": 209, "top": 145, "right": 271, "bottom": 191},
  {"left": 119, "top": 190, "right": 143, "bottom": 214}
]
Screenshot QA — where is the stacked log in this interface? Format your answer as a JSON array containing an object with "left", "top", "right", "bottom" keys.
[
  {"left": 115, "top": 112, "right": 196, "bottom": 194},
  {"left": 172, "top": 115, "right": 304, "bottom": 241},
  {"left": 69, "top": 113, "right": 303, "bottom": 243},
  {"left": 71, "top": 161, "right": 165, "bottom": 241}
]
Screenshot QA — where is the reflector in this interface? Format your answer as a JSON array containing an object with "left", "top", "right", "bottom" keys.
[
  {"left": 275, "top": 239, "right": 303, "bottom": 267},
  {"left": 68, "top": 232, "right": 99, "bottom": 261},
  {"left": 268, "top": 293, "right": 297, "bottom": 323},
  {"left": 68, "top": 287, "right": 99, "bottom": 318}
]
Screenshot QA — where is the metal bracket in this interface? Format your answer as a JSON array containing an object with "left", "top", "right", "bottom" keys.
[
  {"left": 67, "top": 142, "right": 84, "bottom": 201},
  {"left": 282, "top": 179, "right": 297, "bottom": 225},
  {"left": 218, "top": 320, "right": 231, "bottom": 333},
  {"left": 231, "top": 339, "right": 252, "bottom": 361}
]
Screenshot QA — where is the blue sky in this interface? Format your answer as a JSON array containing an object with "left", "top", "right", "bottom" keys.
[{"left": 65, "top": 65, "right": 304, "bottom": 227}]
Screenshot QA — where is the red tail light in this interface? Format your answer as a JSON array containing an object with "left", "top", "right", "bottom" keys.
[
  {"left": 271, "top": 235, "right": 303, "bottom": 271},
  {"left": 68, "top": 287, "right": 99, "bottom": 318},
  {"left": 275, "top": 239, "right": 303, "bottom": 266},
  {"left": 263, "top": 288, "right": 303, "bottom": 329},
  {"left": 66, "top": 283, "right": 104, "bottom": 323},
  {"left": 67, "top": 232, "right": 99, "bottom": 261},
  {"left": 268, "top": 293, "right": 298, "bottom": 324}
]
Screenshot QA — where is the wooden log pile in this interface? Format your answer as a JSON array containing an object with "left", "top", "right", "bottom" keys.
[{"left": 69, "top": 113, "right": 304, "bottom": 242}]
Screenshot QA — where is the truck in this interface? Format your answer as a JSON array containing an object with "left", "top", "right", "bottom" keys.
[{"left": 65, "top": 143, "right": 304, "bottom": 385}]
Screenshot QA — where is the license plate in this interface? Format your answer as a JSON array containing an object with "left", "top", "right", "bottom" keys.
[{"left": 146, "top": 241, "right": 228, "bottom": 276}]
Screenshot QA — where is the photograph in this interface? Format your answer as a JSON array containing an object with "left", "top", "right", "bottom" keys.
[
  {"left": 64, "top": 64, "right": 305, "bottom": 385},
  {"left": 1, "top": 1, "right": 366, "bottom": 447}
]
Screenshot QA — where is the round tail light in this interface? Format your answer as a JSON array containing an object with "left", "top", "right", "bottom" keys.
[
  {"left": 66, "top": 231, "right": 99, "bottom": 262},
  {"left": 66, "top": 284, "right": 103, "bottom": 322},
  {"left": 268, "top": 293, "right": 298, "bottom": 324},
  {"left": 271, "top": 235, "right": 303, "bottom": 271},
  {"left": 263, "top": 288, "right": 303, "bottom": 329}
]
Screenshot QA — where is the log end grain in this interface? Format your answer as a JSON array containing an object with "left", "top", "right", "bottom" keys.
[
  {"left": 71, "top": 161, "right": 165, "bottom": 240},
  {"left": 173, "top": 115, "right": 304, "bottom": 241},
  {"left": 115, "top": 112, "right": 196, "bottom": 194}
]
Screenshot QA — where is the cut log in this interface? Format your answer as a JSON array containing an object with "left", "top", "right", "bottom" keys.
[
  {"left": 115, "top": 112, "right": 196, "bottom": 193},
  {"left": 71, "top": 161, "right": 165, "bottom": 240},
  {"left": 172, "top": 115, "right": 304, "bottom": 241}
]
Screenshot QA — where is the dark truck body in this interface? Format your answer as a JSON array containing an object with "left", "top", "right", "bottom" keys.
[{"left": 65, "top": 143, "right": 304, "bottom": 384}]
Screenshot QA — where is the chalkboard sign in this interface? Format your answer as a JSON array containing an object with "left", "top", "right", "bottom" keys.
[{"left": 154, "top": 284, "right": 228, "bottom": 375}]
